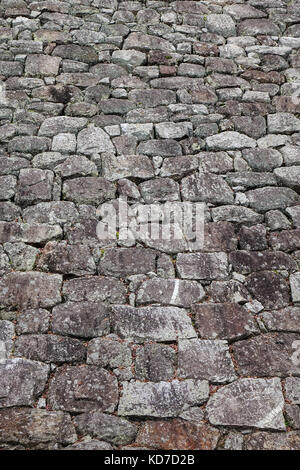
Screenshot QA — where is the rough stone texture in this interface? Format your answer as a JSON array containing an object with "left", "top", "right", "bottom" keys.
[
  {"left": 244, "top": 432, "right": 300, "bottom": 450},
  {"left": 111, "top": 305, "right": 196, "bottom": 343},
  {"left": 135, "top": 343, "right": 176, "bottom": 382},
  {"left": 73, "top": 411, "right": 137, "bottom": 445},
  {"left": 193, "top": 303, "right": 258, "bottom": 341},
  {"left": 178, "top": 338, "right": 237, "bottom": 384},
  {"left": 136, "top": 278, "right": 205, "bottom": 307},
  {"left": 0, "top": 359, "right": 49, "bottom": 408},
  {"left": 52, "top": 302, "right": 110, "bottom": 339},
  {"left": 0, "top": 408, "right": 76, "bottom": 448},
  {"left": 0, "top": 272, "right": 62, "bottom": 309},
  {"left": 0, "top": 0, "right": 299, "bottom": 450},
  {"left": 135, "top": 419, "right": 220, "bottom": 450},
  {"left": 207, "top": 378, "right": 285, "bottom": 431},
  {"left": 177, "top": 252, "right": 229, "bottom": 280},
  {"left": 62, "top": 277, "right": 126, "bottom": 304},
  {"left": 14, "top": 334, "right": 86, "bottom": 364},
  {"left": 232, "top": 333, "right": 300, "bottom": 377},
  {"left": 118, "top": 379, "right": 209, "bottom": 417},
  {"left": 48, "top": 365, "right": 118, "bottom": 413}
]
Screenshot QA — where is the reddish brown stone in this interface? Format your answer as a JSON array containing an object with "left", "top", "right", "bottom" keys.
[
  {"left": 159, "top": 65, "right": 176, "bottom": 76},
  {"left": 135, "top": 419, "right": 220, "bottom": 450},
  {"left": 193, "top": 42, "right": 219, "bottom": 57},
  {"left": 241, "top": 70, "right": 284, "bottom": 85},
  {"left": 194, "top": 303, "right": 258, "bottom": 341}
]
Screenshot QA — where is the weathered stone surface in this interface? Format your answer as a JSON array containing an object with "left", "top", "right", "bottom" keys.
[
  {"left": 52, "top": 302, "right": 110, "bottom": 339},
  {"left": 23, "top": 201, "right": 78, "bottom": 225},
  {"left": 212, "top": 205, "right": 263, "bottom": 224},
  {"left": 15, "top": 169, "right": 53, "bottom": 207},
  {"left": 135, "top": 343, "right": 176, "bottom": 382},
  {"left": 206, "top": 132, "right": 256, "bottom": 150},
  {"left": 102, "top": 153, "right": 154, "bottom": 181},
  {"left": 74, "top": 411, "right": 137, "bottom": 445},
  {"left": 118, "top": 379, "right": 209, "bottom": 417},
  {"left": 0, "top": 222, "right": 62, "bottom": 245},
  {"left": 244, "top": 431, "right": 300, "bottom": 450},
  {"left": 8, "top": 135, "right": 47, "bottom": 157},
  {"left": 63, "top": 177, "right": 116, "bottom": 205},
  {"left": 0, "top": 272, "right": 62, "bottom": 309},
  {"left": 194, "top": 303, "right": 258, "bottom": 341},
  {"left": 245, "top": 271, "right": 290, "bottom": 309},
  {"left": 77, "top": 126, "right": 114, "bottom": 154},
  {"left": 289, "top": 265, "right": 300, "bottom": 296},
  {"left": 25, "top": 55, "right": 61, "bottom": 76},
  {"left": 48, "top": 365, "right": 118, "bottom": 413},
  {"left": 0, "top": 320, "right": 14, "bottom": 357},
  {"left": 178, "top": 338, "right": 237, "bottom": 384},
  {"left": 66, "top": 439, "right": 113, "bottom": 450},
  {"left": 155, "top": 122, "right": 192, "bottom": 140},
  {"left": 16, "top": 309, "right": 50, "bottom": 335},
  {"left": 0, "top": 358, "right": 49, "bottom": 408},
  {"left": 285, "top": 378, "right": 300, "bottom": 405},
  {"left": 136, "top": 278, "right": 205, "bottom": 307},
  {"left": 111, "top": 305, "right": 196, "bottom": 343},
  {"left": 0, "top": 202, "right": 20, "bottom": 222},
  {"left": 99, "top": 247, "right": 156, "bottom": 277},
  {"left": 87, "top": 335, "right": 131, "bottom": 368},
  {"left": 246, "top": 187, "right": 299, "bottom": 212},
  {"left": 207, "top": 280, "right": 251, "bottom": 304},
  {"left": 269, "top": 229, "right": 300, "bottom": 252},
  {"left": 238, "top": 19, "right": 281, "bottom": 36},
  {"left": 124, "top": 33, "right": 175, "bottom": 53},
  {"left": 181, "top": 173, "right": 234, "bottom": 204},
  {"left": 135, "top": 419, "right": 220, "bottom": 450},
  {"left": 232, "top": 333, "right": 300, "bottom": 377},
  {"left": 139, "top": 178, "right": 180, "bottom": 203},
  {"left": 62, "top": 277, "right": 126, "bottom": 304},
  {"left": 53, "top": 44, "right": 98, "bottom": 64},
  {"left": 229, "top": 250, "right": 295, "bottom": 274},
  {"left": 274, "top": 167, "right": 300, "bottom": 190},
  {"left": 242, "top": 148, "right": 283, "bottom": 171},
  {"left": 1, "top": 0, "right": 300, "bottom": 449},
  {"left": 207, "top": 378, "right": 285, "bottom": 430},
  {"left": 112, "top": 50, "right": 146, "bottom": 71},
  {"left": 204, "top": 222, "right": 237, "bottom": 252},
  {"left": 268, "top": 113, "right": 300, "bottom": 134},
  {"left": 206, "top": 14, "right": 236, "bottom": 38},
  {"left": 137, "top": 139, "right": 182, "bottom": 157},
  {"left": 177, "top": 252, "right": 229, "bottom": 280},
  {"left": 38, "top": 117, "right": 87, "bottom": 137},
  {"left": 14, "top": 334, "right": 86, "bottom": 364},
  {"left": 260, "top": 308, "right": 300, "bottom": 333},
  {"left": 0, "top": 408, "right": 76, "bottom": 446},
  {"left": 38, "top": 242, "right": 96, "bottom": 276}
]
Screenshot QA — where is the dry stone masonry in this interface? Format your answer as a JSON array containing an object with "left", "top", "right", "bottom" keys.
[{"left": 0, "top": 0, "right": 300, "bottom": 451}]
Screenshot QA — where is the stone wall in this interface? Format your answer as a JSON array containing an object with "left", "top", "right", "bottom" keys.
[{"left": 0, "top": 0, "right": 300, "bottom": 450}]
